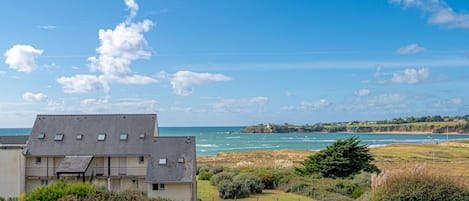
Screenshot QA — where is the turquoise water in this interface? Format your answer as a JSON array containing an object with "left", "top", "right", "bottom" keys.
[{"left": 2, "top": 127, "right": 469, "bottom": 156}]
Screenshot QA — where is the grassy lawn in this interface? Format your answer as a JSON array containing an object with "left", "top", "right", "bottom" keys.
[{"left": 197, "top": 179, "right": 316, "bottom": 201}]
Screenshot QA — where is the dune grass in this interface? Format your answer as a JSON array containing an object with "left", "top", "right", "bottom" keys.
[{"left": 197, "top": 178, "right": 316, "bottom": 201}]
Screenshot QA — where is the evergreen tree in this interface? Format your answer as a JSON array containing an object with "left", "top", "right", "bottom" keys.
[{"left": 295, "top": 136, "right": 379, "bottom": 178}]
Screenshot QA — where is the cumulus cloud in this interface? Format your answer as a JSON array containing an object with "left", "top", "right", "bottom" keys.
[
  {"left": 57, "top": 75, "right": 108, "bottom": 93},
  {"left": 434, "top": 97, "right": 464, "bottom": 107},
  {"left": 391, "top": 68, "right": 430, "bottom": 84},
  {"left": 212, "top": 97, "right": 268, "bottom": 112},
  {"left": 58, "top": 0, "right": 156, "bottom": 93},
  {"left": 4, "top": 45, "right": 43, "bottom": 73},
  {"left": 355, "top": 89, "right": 370, "bottom": 96},
  {"left": 171, "top": 71, "right": 231, "bottom": 96},
  {"left": 390, "top": 0, "right": 469, "bottom": 29},
  {"left": 396, "top": 43, "right": 426, "bottom": 55},
  {"left": 22, "top": 92, "right": 48, "bottom": 102}
]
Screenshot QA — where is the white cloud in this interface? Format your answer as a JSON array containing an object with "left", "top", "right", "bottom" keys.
[
  {"left": 367, "top": 93, "right": 406, "bottom": 107},
  {"left": 22, "top": 92, "right": 48, "bottom": 102},
  {"left": 391, "top": 68, "right": 430, "bottom": 84},
  {"left": 390, "top": 0, "right": 469, "bottom": 29},
  {"left": 0, "top": 71, "right": 5, "bottom": 76},
  {"left": 434, "top": 97, "right": 464, "bottom": 107},
  {"left": 212, "top": 97, "right": 268, "bottom": 112},
  {"left": 396, "top": 43, "right": 426, "bottom": 55},
  {"left": 282, "top": 99, "right": 331, "bottom": 111},
  {"left": 37, "top": 25, "right": 57, "bottom": 30},
  {"left": 4, "top": 45, "right": 43, "bottom": 73},
  {"left": 124, "top": 0, "right": 139, "bottom": 21},
  {"left": 300, "top": 99, "right": 330, "bottom": 110},
  {"left": 57, "top": 75, "right": 108, "bottom": 93},
  {"left": 58, "top": 0, "right": 156, "bottom": 93},
  {"left": 171, "top": 71, "right": 231, "bottom": 96},
  {"left": 355, "top": 89, "right": 370, "bottom": 96}
]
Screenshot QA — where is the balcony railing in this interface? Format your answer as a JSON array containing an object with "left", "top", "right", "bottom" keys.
[{"left": 26, "top": 166, "right": 146, "bottom": 177}]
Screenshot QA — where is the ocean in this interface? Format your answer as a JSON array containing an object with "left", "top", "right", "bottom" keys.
[{"left": 2, "top": 127, "right": 469, "bottom": 156}]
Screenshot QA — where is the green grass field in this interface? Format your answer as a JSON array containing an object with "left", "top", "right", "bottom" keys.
[{"left": 197, "top": 178, "right": 317, "bottom": 201}]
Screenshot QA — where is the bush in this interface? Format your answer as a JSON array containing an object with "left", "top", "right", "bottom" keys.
[
  {"left": 363, "top": 171, "right": 469, "bottom": 201},
  {"left": 233, "top": 173, "right": 264, "bottom": 194},
  {"left": 251, "top": 169, "right": 293, "bottom": 189},
  {"left": 198, "top": 172, "right": 214, "bottom": 180},
  {"left": 27, "top": 181, "right": 95, "bottom": 201},
  {"left": 197, "top": 165, "right": 211, "bottom": 175},
  {"left": 217, "top": 180, "right": 250, "bottom": 199},
  {"left": 210, "top": 172, "right": 236, "bottom": 186},
  {"left": 209, "top": 166, "right": 224, "bottom": 174}
]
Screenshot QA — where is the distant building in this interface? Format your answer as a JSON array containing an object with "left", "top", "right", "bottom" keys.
[{"left": 0, "top": 114, "right": 196, "bottom": 201}]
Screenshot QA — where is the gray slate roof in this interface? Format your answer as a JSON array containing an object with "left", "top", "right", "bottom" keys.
[
  {"left": 56, "top": 156, "right": 93, "bottom": 173},
  {"left": 0, "top": 135, "right": 29, "bottom": 145},
  {"left": 26, "top": 114, "right": 195, "bottom": 183},
  {"left": 27, "top": 114, "right": 158, "bottom": 156}
]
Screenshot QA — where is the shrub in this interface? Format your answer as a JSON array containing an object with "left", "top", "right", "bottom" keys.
[
  {"left": 27, "top": 181, "right": 95, "bottom": 201},
  {"left": 363, "top": 171, "right": 469, "bottom": 201},
  {"left": 197, "top": 165, "right": 211, "bottom": 175},
  {"left": 210, "top": 172, "right": 236, "bottom": 186},
  {"left": 198, "top": 172, "right": 214, "bottom": 180},
  {"left": 296, "top": 136, "right": 379, "bottom": 178},
  {"left": 233, "top": 173, "right": 264, "bottom": 194},
  {"left": 209, "top": 166, "right": 224, "bottom": 174},
  {"left": 217, "top": 180, "right": 250, "bottom": 199},
  {"left": 251, "top": 169, "right": 293, "bottom": 189}
]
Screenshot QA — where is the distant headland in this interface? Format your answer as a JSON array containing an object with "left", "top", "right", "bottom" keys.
[{"left": 241, "top": 115, "right": 469, "bottom": 134}]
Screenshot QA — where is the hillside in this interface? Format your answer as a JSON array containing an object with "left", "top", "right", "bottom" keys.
[{"left": 241, "top": 115, "right": 469, "bottom": 134}]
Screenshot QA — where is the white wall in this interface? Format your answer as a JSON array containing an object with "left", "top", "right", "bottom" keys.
[
  {"left": 147, "top": 183, "right": 193, "bottom": 201},
  {"left": 0, "top": 149, "right": 25, "bottom": 198}
]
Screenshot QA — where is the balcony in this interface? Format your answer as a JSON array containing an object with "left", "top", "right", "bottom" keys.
[{"left": 26, "top": 166, "right": 146, "bottom": 178}]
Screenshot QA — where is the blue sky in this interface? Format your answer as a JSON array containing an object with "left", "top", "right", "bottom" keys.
[{"left": 1, "top": 0, "right": 469, "bottom": 127}]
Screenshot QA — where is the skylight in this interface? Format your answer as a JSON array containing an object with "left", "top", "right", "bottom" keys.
[
  {"left": 97, "top": 133, "right": 106, "bottom": 141},
  {"left": 54, "top": 133, "right": 64, "bottom": 141},
  {"left": 120, "top": 133, "right": 128, "bottom": 141},
  {"left": 177, "top": 157, "right": 185, "bottom": 163},
  {"left": 139, "top": 133, "right": 146, "bottom": 139},
  {"left": 158, "top": 158, "right": 167, "bottom": 165},
  {"left": 76, "top": 134, "right": 83, "bottom": 140},
  {"left": 37, "top": 132, "right": 45, "bottom": 140}
]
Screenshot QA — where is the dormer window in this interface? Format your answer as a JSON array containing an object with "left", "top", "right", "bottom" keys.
[
  {"left": 97, "top": 133, "right": 106, "bottom": 141},
  {"left": 158, "top": 158, "right": 167, "bottom": 165},
  {"left": 177, "top": 157, "right": 185, "bottom": 163},
  {"left": 37, "top": 132, "right": 45, "bottom": 140},
  {"left": 76, "top": 134, "right": 83, "bottom": 140},
  {"left": 54, "top": 133, "right": 64, "bottom": 141},
  {"left": 120, "top": 133, "right": 128, "bottom": 141}
]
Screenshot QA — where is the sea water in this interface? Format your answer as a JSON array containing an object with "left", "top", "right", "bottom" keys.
[{"left": 2, "top": 127, "right": 469, "bottom": 156}]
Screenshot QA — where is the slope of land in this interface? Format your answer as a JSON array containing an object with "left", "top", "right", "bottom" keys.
[
  {"left": 197, "top": 141, "right": 469, "bottom": 177},
  {"left": 242, "top": 117, "right": 469, "bottom": 134}
]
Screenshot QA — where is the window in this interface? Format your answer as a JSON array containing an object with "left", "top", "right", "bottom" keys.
[
  {"left": 158, "top": 158, "right": 167, "bottom": 165},
  {"left": 120, "top": 133, "right": 128, "bottom": 141},
  {"left": 177, "top": 157, "right": 185, "bottom": 163},
  {"left": 37, "top": 132, "right": 45, "bottom": 140},
  {"left": 35, "top": 157, "right": 41, "bottom": 164},
  {"left": 76, "top": 134, "right": 83, "bottom": 140},
  {"left": 97, "top": 133, "right": 106, "bottom": 141},
  {"left": 139, "top": 156, "right": 145, "bottom": 164},
  {"left": 41, "top": 179, "right": 48, "bottom": 186},
  {"left": 54, "top": 133, "right": 64, "bottom": 141},
  {"left": 139, "top": 133, "right": 146, "bottom": 139},
  {"left": 152, "top": 183, "right": 165, "bottom": 190}
]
